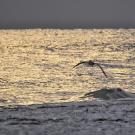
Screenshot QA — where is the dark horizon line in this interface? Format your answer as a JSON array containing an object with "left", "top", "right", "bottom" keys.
[{"left": 0, "top": 25, "right": 135, "bottom": 29}]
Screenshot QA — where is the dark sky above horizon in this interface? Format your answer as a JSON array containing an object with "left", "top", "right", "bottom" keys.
[{"left": 0, "top": 0, "right": 135, "bottom": 28}]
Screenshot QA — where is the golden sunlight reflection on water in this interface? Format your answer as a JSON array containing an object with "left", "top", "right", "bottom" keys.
[{"left": 0, "top": 29, "right": 135, "bottom": 106}]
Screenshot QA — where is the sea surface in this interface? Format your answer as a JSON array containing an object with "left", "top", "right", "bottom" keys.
[{"left": 0, "top": 29, "right": 135, "bottom": 106}]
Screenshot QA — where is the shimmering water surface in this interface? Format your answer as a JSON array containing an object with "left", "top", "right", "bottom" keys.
[{"left": 0, "top": 29, "right": 135, "bottom": 105}]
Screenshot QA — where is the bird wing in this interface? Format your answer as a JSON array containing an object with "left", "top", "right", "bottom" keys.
[
  {"left": 95, "top": 63, "right": 108, "bottom": 78},
  {"left": 73, "top": 61, "right": 86, "bottom": 68}
]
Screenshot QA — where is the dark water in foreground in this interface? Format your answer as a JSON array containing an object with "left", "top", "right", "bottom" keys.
[{"left": 0, "top": 29, "right": 135, "bottom": 105}]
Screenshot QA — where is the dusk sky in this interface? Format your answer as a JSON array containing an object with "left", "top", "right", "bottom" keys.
[{"left": 0, "top": 0, "right": 135, "bottom": 28}]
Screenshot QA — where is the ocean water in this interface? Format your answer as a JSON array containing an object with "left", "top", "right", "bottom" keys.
[{"left": 0, "top": 29, "right": 135, "bottom": 105}]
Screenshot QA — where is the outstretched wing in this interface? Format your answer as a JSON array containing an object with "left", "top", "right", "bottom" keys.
[
  {"left": 73, "top": 61, "right": 86, "bottom": 68},
  {"left": 95, "top": 63, "right": 108, "bottom": 78}
]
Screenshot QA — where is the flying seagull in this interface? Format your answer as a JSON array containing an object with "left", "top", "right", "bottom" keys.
[{"left": 73, "top": 60, "right": 107, "bottom": 78}]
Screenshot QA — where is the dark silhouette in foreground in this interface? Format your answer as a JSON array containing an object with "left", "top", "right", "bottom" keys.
[
  {"left": 73, "top": 60, "right": 108, "bottom": 78},
  {"left": 82, "top": 88, "right": 135, "bottom": 100}
]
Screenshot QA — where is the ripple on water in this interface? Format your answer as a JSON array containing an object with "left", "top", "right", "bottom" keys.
[{"left": 0, "top": 29, "right": 135, "bottom": 105}]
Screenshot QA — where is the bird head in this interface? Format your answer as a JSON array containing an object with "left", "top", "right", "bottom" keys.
[{"left": 88, "top": 60, "right": 95, "bottom": 66}]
